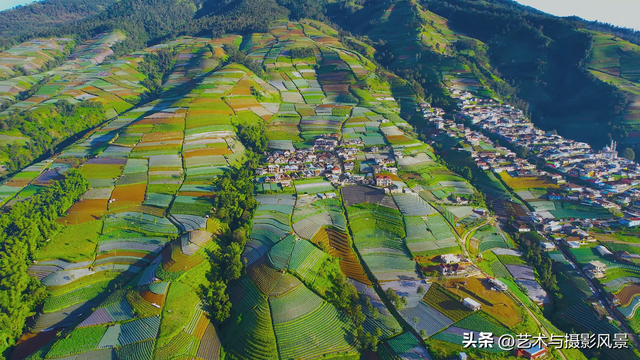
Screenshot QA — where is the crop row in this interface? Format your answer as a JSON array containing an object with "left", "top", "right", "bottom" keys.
[
  {"left": 423, "top": 284, "right": 472, "bottom": 322},
  {"left": 269, "top": 285, "right": 324, "bottom": 324},
  {"left": 274, "top": 302, "right": 356, "bottom": 359}
]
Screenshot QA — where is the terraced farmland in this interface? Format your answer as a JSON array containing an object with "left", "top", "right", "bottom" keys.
[
  {"left": 347, "top": 203, "right": 418, "bottom": 281},
  {"left": 1, "top": 16, "right": 513, "bottom": 360},
  {"left": 311, "top": 227, "right": 371, "bottom": 285},
  {"left": 404, "top": 215, "right": 460, "bottom": 257},
  {"left": 292, "top": 196, "right": 345, "bottom": 239}
]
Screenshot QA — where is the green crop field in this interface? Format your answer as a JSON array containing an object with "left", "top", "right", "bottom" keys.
[
  {"left": 423, "top": 284, "right": 473, "bottom": 322},
  {"left": 37, "top": 220, "right": 102, "bottom": 262}
]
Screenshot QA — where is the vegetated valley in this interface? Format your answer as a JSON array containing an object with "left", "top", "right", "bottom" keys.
[{"left": 0, "top": 1, "right": 640, "bottom": 360}]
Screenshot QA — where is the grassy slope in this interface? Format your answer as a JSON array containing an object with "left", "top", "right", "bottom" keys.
[{"left": 586, "top": 31, "right": 640, "bottom": 130}]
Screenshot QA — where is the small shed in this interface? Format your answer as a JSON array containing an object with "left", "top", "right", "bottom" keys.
[
  {"left": 462, "top": 297, "right": 481, "bottom": 311},
  {"left": 595, "top": 245, "right": 613, "bottom": 257}
]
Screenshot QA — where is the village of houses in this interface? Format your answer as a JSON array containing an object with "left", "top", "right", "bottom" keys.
[
  {"left": 417, "top": 88, "right": 640, "bottom": 317},
  {"left": 255, "top": 136, "right": 403, "bottom": 189},
  {"left": 422, "top": 89, "right": 640, "bottom": 227}
]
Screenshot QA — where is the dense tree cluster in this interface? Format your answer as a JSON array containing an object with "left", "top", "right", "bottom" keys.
[
  {"left": 0, "top": 169, "right": 88, "bottom": 355},
  {"left": 138, "top": 48, "right": 175, "bottom": 96},
  {"left": 289, "top": 46, "right": 315, "bottom": 59},
  {"left": 205, "top": 120, "right": 267, "bottom": 324},
  {"left": 518, "top": 231, "right": 560, "bottom": 300},
  {"left": 236, "top": 122, "right": 268, "bottom": 154},
  {"left": 0, "top": 0, "right": 116, "bottom": 47},
  {"left": 212, "top": 167, "right": 257, "bottom": 230},
  {"left": 0, "top": 100, "right": 106, "bottom": 173},
  {"left": 223, "top": 44, "right": 264, "bottom": 78}
]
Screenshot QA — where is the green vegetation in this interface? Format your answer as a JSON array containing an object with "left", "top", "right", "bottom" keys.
[
  {"left": 160, "top": 281, "right": 200, "bottom": 341},
  {"left": 0, "top": 169, "right": 87, "bottom": 353},
  {"left": 423, "top": 284, "right": 472, "bottom": 322},
  {"left": 37, "top": 221, "right": 101, "bottom": 262},
  {"left": 46, "top": 326, "right": 107, "bottom": 358},
  {"left": 1, "top": 101, "right": 106, "bottom": 172},
  {"left": 519, "top": 232, "right": 560, "bottom": 299}
]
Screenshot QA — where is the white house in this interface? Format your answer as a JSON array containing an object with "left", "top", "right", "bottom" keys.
[
  {"left": 620, "top": 218, "right": 640, "bottom": 227},
  {"left": 539, "top": 242, "right": 556, "bottom": 252},
  {"left": 440, "top": 254, "right": 460, "bottom": 264}
]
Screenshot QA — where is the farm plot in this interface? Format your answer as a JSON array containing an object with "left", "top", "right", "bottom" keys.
[
  {"left": 616, "top": 283, "right": 640, "bottom": 307},
  {"left": 347, "top": 203, "right": 406, "bottom": 240},
  {"left": 268, "top": 235, "right": 296, "bottom": 270},
  {"left": 273, "top": 302, "right": 357, "bottom": 359},
  {"left": 292, "top": 197, "right": 345, "bottom": 238},
  {"left": 397, "top": 152, "right": 434, "bottom": 170},
  {"left": 404, "top": 216, "right": 460, "bottom": 257},
  {"left": 294, "top": 179, "right": 335, "bottom": 194},
  {"left": 473, "top": 225, "right": 509, "bottom": 253},
  {"left": 505, "top": 265, "right": 535, "bottom": 280},
  {"left": 224, "top": 279, "right": 279, "bottom": 360},
  {"left": 347, "top": 203, "right": 417, "bottom": 280},
  {"left": 269, "top": 285, "right": 324, "bottom": 324},
  {"left": 423, "top": 213, "right": 456, "bottom": 238},
  {"left": 445, "top": 277, "right": 521, "bottom": 327},
  {"left": 499, "top": 172, "right": 558, "bottom": 190},
  {"left": 248, "top": 256, "right": 284, "bottom": 295},
  {"left": 383, "top": 332, "right": 426, "bottom": 359},
  {"left": 311, "top": 228, "right": 371, "bottom": 285},
  {"left": 423, "top": 284, "right": 473, "bottom": 322},
  {"left": 288, "top": 238, "right": 330, "bottom": 284},
  {"left": 549, "top": 201, "right": 612, "bottom": 219},
  {"left": 103, "top": 212, "right": 179, "bottom": 235},
  {"left": 517, "top": 279, "right": 550, "bottom": 305},
  {"left": 454, "top": 311, "right": 512, "bottom": 336},
  {"left": 392, "top": 193, "right": 435, "bottom": 216},
  {"left": 46, "top": 326, "right": 108, "bottom": 358},
  {"left": 244, "top": 205, "right": 292, "bottom": 265},
  {"left": 569, "top": 248, "right": 602, "bottom": 265},
  {"left": 399, "top": 301, "right": 454, "bottom": 337},
  {"left": 562, "top": 302, "right": 620, "bottom": 335},
  {"left": 342, "top": 185, "right": 397, "bottom": 209}
]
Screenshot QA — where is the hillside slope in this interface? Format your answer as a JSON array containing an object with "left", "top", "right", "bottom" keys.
[{"left": 0, "top": 0, "right": 117, "bottom": 42}]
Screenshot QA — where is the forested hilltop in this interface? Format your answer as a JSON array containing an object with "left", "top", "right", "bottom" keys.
[{"left": 0, "top": 0, "right": 117, "bottom": 46}]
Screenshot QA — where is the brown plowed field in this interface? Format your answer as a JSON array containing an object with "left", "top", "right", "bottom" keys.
[
  {"left": 312, "top": 227, "right": 371, "bottom": 285},
  {"left": 110, "top": 183, "right": 146, "bottom": 209},
  {"left": 617, "top": 284, "right": 640, "bottom": 307},
  {"left": 141, "top": 290, "right": 166, "bottom": 306},
  {"left": 193, "top": 314, "right": 209, "bottom": 339},
  {"left": 142, "top": 131, "right": 183, "bottom": 142},
  {"left": 445, "top": 277, "right": 521, "bottom": 327},
  {"left": 247, "top": 256, "right": 281, "bottom": 295},
  {"left": 162, "top": 241, "right": 205, "bottom": 271},
  {"left": 57, "top": 198, "right": 108, "bottom": 224},
  {"left": 10, "top": 330, "right": 58, "bottom": 360}
]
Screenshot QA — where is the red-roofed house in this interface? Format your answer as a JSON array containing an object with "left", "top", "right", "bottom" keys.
[{"left": 376, "top": 176, "right": 392, "bottom": 187}]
